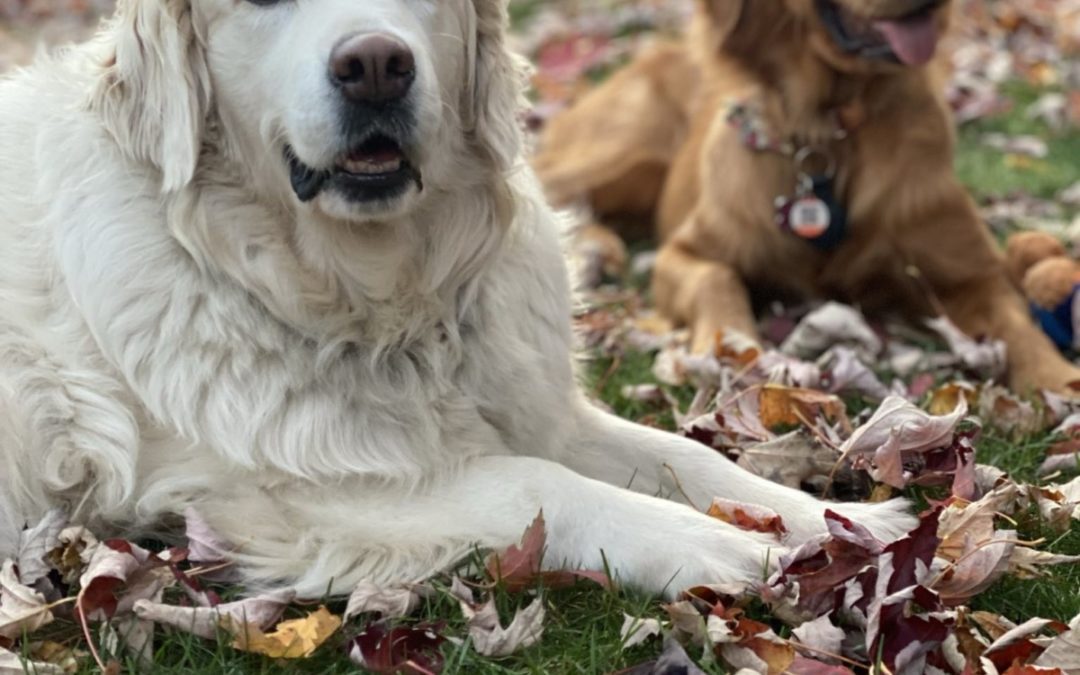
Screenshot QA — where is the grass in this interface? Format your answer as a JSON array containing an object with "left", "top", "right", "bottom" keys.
[
  {"left": 955, "top": 81, "right": 1080, "bottom": 202},
  {"left": 40, "top": 16, "right": 1080, "bottom": 675}
]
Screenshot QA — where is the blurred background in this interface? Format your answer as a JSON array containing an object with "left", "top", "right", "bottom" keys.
[{"left": 2, "top": 0, "right": 1076, "bottom": 232}]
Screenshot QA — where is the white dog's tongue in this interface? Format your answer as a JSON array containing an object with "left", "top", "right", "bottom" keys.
[{"left": 873, "top": 13, "right": 939, "bottom": 66}]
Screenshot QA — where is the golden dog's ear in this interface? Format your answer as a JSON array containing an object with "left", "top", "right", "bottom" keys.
[
  {"left": 91, "top": 0, "right": 211, "bottom": 192},
  {"left": 464, "top": 0, "right": 527, "bottom": 174}
]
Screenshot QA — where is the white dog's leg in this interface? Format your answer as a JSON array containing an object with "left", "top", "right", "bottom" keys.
[
  {"left": 560, "top": 402, "right": 916, "bottom": 543},
  {"left": 200, "top": 455, "right": 782, "bottom": 599}
]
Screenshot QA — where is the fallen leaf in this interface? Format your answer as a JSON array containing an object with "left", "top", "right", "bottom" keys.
[
  {"left": 735, "top": 431, "right": 838, "bottom": 489},
  {"left": 183, "top": 507, "right": 231, "bottom": 564},
  {"left": 820, "top": 347, "right": 893, "bottom": 401},
  {"left": 450, "top": 577, "right": 545, "bottom": 657},
  {"left": 618, "top": 635, "right": 707, "bottom": 675},
  {"left": 929, "top": 382, "right": 978, "bottom": 416},
  {"left": 926, "top": 317, "right": 1007, "bottom": 379},
  {"left": 937, "top": 482, "right": 1021, "bottom": 560},
  {"left": 1008, "top": 547, "right": 1080, "bottom": 578},
  {"left": 791, "top": 613, "right": 844, "bottom": 660},
  {"left": 48, "top": 527, "right": 98, "bottom": 585},
  {"left": 0, "top": 646, "right": 64, "bottom": 675},
  {"left": 345, "top": 581, "right": 429, "bottom": 621},
  {"left": 16, "top": 510, "right": 66, "bottom": 586},
  {"left": 786, "top": 656, "right": 856, "bottom": 674},
  {"left": 0, "top": 561, "right": 52, "bottom": 641},
  {"left": 1033, "top": 613, "right": 1080, "bottom": 671},
  {"left": 663, "top": 600, "right": 708, "bottom": 646},
  {"left": 77, "top": 539, "right": 156, "bottom": 620},
  {"left": 619, "top": 613, "right": 661, "bottom": 650},
  {"left": 347, "top": 620, "right": 446, "bottom": 674},
  {"left": 758, "top": 385, "right": 847, "bottom": 430},
  {"left": 714, "top": 328, "right": 763, "bottom": 367},
  {"left": 706, "top": 498, "right": 787, "bottom": 538},
  {"left": 839, "top": 396, "right": 968, "bottom": 489},
  {"left": 231, "top": 606, "right": 341, "bottom": 659},
  {"left": 133, "top": 589, "right": 294, "bottom": 639},
  {"left": 933, "top": 530, "right": 1016, "bottom": 605},
  {"left": 101, "top": 615, "right": 154, "bottom": 669},
  {"left": 485, "top": 512, "right": 610, "bottom": 592},
  {"left": 27, "top": 640, "right": 83, "bottom": 674},
  {"left": 984, "top": 617, "right": 1065, "bottom": 672},
  {"left": 780, "top": 302, "right": 882, "bottom": 360}
]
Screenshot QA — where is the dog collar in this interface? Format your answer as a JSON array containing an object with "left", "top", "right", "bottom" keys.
[{"left": 726, "top": 98, "right": 851, "bottom": 251}]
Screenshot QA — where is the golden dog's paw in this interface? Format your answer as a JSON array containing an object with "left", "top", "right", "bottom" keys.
[{"left": 1009, "top": 363, "right": 1080, "bottom": 398}]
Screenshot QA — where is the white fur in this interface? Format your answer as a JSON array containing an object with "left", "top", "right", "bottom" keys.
[{"left": 0, "top": 0, "right": 914, "bottom": 598}]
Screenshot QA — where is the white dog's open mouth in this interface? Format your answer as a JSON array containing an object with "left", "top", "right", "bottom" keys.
[{"left": 286, "top": 134, "right": 423, "bottom": 204}]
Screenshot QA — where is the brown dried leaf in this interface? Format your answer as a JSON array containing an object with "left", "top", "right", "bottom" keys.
[
  {"left": 706, "top": 498, "right": 787, "bottom": 539},
  {"left": 736, "top": 431, "right": 837, "bottom": 489},
  {"left": 758, "top": 385, "right": 847, "bottom": 430},
  {"left": 485, "top": 512, "right": 610, "bottom": 592},
  {"left": 933, "top": 530, "right": 1016, "bottom": 605},
  {"left": 0, "top": 646, "right": 64, "bottom": 675},
  {"left": 1008, "top": 548, "right": 1080, "bottom": 578}
]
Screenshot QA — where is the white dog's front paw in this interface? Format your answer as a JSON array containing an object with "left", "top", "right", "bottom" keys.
[
  {"left": 602, "top": 508, "right": 788, "bottom": 598},
  {"left": 773, "top": 493, "right": 917, "bottom": 546},
  {"left": 830, "top": 498, "right": 918, "bottom": 543}
]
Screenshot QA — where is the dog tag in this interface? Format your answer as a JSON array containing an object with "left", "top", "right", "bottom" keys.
[
  {"left": 775, "top": 173, "right": 848, "bottom": 250},
  {"left": 789, "top": 196, "right": 831, "bottom": 238}
]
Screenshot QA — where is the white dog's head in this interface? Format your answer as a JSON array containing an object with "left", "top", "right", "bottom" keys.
[{"left": 92, "top": 0, "right": 524, "bottom": 224}]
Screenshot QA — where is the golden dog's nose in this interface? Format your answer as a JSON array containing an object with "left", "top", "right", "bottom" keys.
[{"left": 330, "top": 33, "right": 416, "bottom": 104}]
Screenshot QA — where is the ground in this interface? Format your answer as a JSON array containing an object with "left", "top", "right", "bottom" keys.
[{"left": 2, "top": 1, "right": 1080, "bottom": 674}]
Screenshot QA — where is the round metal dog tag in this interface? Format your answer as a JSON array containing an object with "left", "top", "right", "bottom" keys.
[{"left": 789, "top": 197, "right": 831, "bottom": 239}]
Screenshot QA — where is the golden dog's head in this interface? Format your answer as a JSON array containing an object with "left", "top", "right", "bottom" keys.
[{"left": 706, "top": 0, "right": 953, "bottom": 73}]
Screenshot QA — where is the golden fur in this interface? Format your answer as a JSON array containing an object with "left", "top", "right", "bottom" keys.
[{"left": 535, "top": 0, "right": 1080, "bottom": 393}]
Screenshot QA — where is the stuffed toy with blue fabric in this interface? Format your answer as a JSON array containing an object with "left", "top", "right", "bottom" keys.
[{"left": 1006, "top": 231, "right": 1080, "bottom": 352}]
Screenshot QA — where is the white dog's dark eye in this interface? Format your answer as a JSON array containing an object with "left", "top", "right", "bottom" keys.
[{"left": 245, "top": 0, "right": 287, "bottom": 6}]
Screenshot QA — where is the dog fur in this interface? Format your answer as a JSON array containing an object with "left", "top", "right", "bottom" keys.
[
  {"left": 535, "top": 0, "right": 1080, "bottom": 395},
  {"left": 0, "top": 0, "right": 912, "bottom": 598}
]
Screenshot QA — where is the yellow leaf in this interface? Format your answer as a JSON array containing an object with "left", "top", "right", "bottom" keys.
[
  {"left": 229, "top": 606, "right": 342, "bottom": 659},
  {"left": 758, "top": 384, "right": 846, "bottom": 430},
  {"left": 928, "top": 382, "right": 977, "bottom": 416}
]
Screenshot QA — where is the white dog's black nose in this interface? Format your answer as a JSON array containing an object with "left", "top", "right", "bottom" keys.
[{"left": 330, "top": 33, "right": 416, "bottom": 104}]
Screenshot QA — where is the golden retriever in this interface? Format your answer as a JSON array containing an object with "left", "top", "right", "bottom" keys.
[{"left": 536, "top": 0, "right": 1080, "bottom": 394}]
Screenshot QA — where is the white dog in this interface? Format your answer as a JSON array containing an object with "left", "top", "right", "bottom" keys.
[{"left": 0, "top": 0, "right": 914, "bottom": 598}]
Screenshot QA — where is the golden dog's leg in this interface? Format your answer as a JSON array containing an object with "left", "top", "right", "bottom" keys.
[
  {"left": 653, "top": 237, "right": 759, "bottom": 354},
  {"left": 906, "top": 188, "right": 1080, "bottom": 394},
  {"left": 533, "top": 43, "right": 694, "bottom": 213},
  {"left": 938, "top": 275, "right": 1080, "bottom": 394}
]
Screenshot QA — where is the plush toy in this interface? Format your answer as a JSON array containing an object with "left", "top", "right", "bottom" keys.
[{"left": 1006, "top": 231, "right": 1080, "bottom": 351}]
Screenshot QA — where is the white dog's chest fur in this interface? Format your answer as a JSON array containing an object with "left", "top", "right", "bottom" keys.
[{"left": 0, "top": 56, "right": 572, "bottom": 517}]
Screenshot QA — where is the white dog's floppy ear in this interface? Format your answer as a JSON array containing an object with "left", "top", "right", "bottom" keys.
[
  {"left": 465, "top": 0, "right": 527, "bottom": 173},
  {"left": 91, "top": 0, "right": 211, "bottom": 192}
]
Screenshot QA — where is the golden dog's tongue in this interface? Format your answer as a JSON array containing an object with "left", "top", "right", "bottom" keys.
[{"left": 873, "top": 13, "right": 938, "bottom": 66}]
